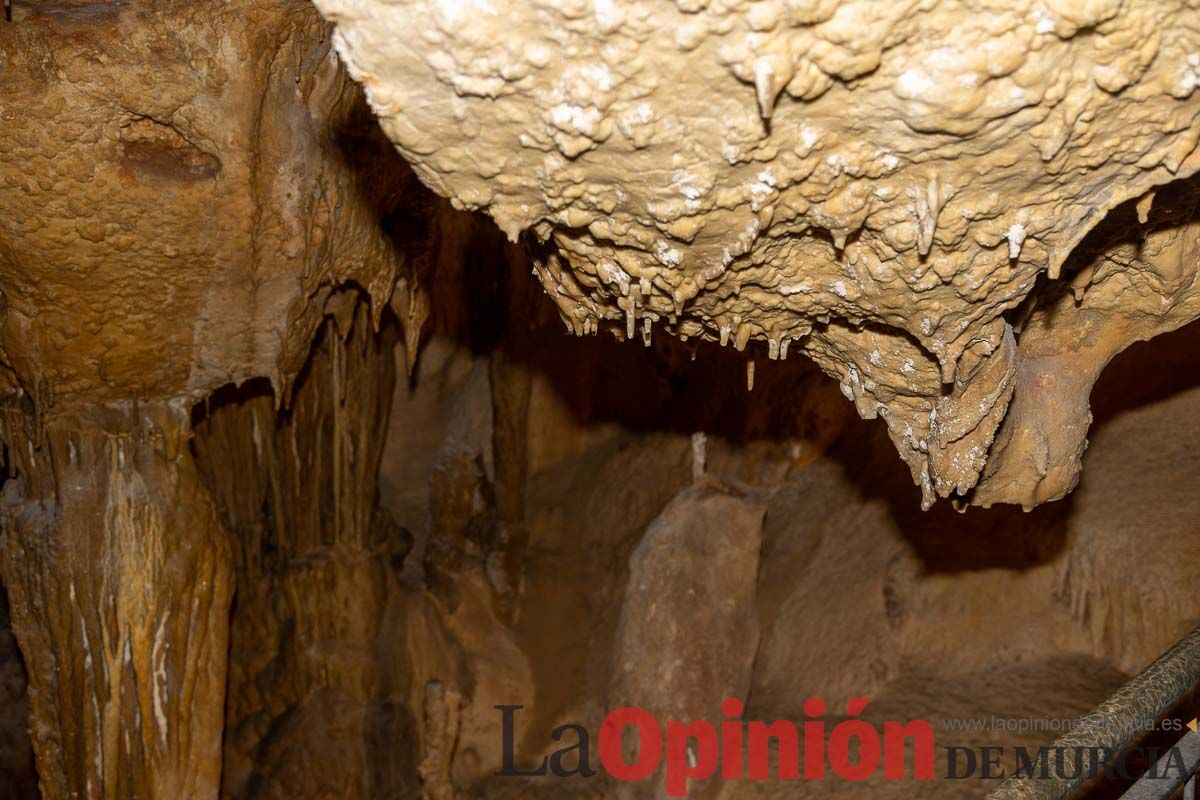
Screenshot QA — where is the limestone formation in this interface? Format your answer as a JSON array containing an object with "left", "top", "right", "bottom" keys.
[
  {"left": 0, "top": 404, "right": 233, "bottom": 799},
  {"left": 0, "top": 2, "right": 1199, "bottom": 800},
  {"left": 0, "top": 2, "right": 406, "bottom": 795},
  {"left": 314, "top": 0, "right": 1200, "bottom": 507}
]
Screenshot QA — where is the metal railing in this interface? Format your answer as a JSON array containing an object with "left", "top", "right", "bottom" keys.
[
  {"left": 1117, "top": 726, "right": 1198, "bottom": 800},
  {"left": 988, "top": 625, "right": 1200, "bottom": 800}
]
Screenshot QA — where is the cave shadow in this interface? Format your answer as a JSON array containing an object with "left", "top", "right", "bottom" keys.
[
  {"left": 0, "top": 441, "right": 37, "bottom": 799},
  {"left": 825, "top": 417, "right": 1078, "bottom": 573},
  {"left": 395, "top": 209, "right": 1085, "bottom": 574},
  {"left": 1087, "top": 316, "right": 1200, "bottom": 433},
  {"left": 0, "top": 579, "right": 38, "bottom": 800},
  {"left": 405, "top": 217, "right": 1087, "bottom": 575},
  {"left": 351, "top": 168, "right": 1018, "bottom": 573},
  {"left": 324, "top": 82, "right": 848, "bottom": 450},
  {"left": 416, "top": 222, "right": 1200, "bottom": 576}
]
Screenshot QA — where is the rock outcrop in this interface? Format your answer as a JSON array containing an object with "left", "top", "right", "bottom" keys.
[
  {"left": 314, "top": 0, "right": 1200, "bottom": 507},
  {"left": 0, "top": 2, "right": 406, "bottom": 795},
  {"left": 609, "top": 480, "right": 765, "bottom": 799}
]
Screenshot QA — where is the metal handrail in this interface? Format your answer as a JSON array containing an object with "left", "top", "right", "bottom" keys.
[{"left": 988, "top": 625, "right": 1200, "bottom": 800}]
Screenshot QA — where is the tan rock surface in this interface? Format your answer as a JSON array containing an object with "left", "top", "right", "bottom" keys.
[
  {"left": 0, "top": 0, "right": 401, "bottom": 405},
  {"left": 315, "top": 0, "right": 1200, "bottom": 506}
]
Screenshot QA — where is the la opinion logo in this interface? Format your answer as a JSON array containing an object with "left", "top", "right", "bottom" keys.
[{"left": 495, "top": 697, "right": 936, "bottom": 796}]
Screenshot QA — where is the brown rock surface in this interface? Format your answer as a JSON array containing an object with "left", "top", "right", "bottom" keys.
[
  {"left": 192, "top": 302, "right": 406, "bottom": 800},
  {"left": 0, "top": 4, "right": 1197, "bottom": 800},
  {"left": 609, "top": 480, "right": 765, "bottom": 799},
  {"left": 0, "top": 403, "right": 233, "bottom": 799}
]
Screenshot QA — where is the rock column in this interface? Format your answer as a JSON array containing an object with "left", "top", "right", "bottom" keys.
[{"left": 0, "top": 404, "right": 233, "bottom": 800}]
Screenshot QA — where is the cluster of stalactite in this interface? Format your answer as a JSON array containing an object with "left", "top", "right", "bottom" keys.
[
  {"left": 0, "top": 292, "right": 448, "bottom": 798},
  {"left": 191, "top": 296, "right": 405, "bottom": 798}
]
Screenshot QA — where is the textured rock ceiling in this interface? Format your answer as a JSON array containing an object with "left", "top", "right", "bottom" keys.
[
  {"left": 0, "top": 1, "right": 401, "bottom": 406},
  {"left": 314, "top": 0, "right": 1200, "bottom": 508}
]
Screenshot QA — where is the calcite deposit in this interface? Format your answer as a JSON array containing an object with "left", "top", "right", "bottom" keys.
[
  {"left": 315, "top": 0, "right": 1200, "bottom": 507},
  {"left": 1, "top": 2, "right": 1200, "bottom": 800},
  {"left": 0, "top": 2, "right": 406, "bottom": 795}
]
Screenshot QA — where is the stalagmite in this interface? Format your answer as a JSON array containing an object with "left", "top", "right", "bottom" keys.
[
  {"left": 418, "top": 681, "right": 463, "bottom": 800},
  {"left": 691, "top": 432, "right": 708, "bottom": 483},
  {"left": 609, "top": 481, "right": 765, "bottom": 799}
]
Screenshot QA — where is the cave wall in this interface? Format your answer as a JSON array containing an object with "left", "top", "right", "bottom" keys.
[
  {"left": 0, "top": 2, "right": 1196, "bottom": 799},
  {"left": 0, "top": 2, "right": 410, "bottom": 796},
  {"left": 382, "top": 263, "right": 1200, "bottom": 800}
]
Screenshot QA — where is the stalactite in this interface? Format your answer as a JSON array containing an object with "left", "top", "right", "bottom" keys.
[{"left": 191, "top": 296, "right": 407, "bottom": 799}]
